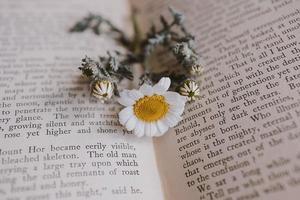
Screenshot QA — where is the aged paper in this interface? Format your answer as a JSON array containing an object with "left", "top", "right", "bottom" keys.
[
  {"left": 0, "top": 0, "right": 164, "bottom": 199},
  {"left": 132, "top": 0, "right": 300, "bottom": 199}
]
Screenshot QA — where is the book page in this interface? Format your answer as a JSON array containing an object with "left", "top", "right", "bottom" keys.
[
  {"left": 0, "top": 0, "right": 164, "bottom": 199},
  {"left": 131, "top": 0, "right": 300, "bottom": 199}
]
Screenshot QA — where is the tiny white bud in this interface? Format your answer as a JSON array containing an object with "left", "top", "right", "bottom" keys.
[
  {"left": 91, "top": 80, "right": 114, "bottom": 102},
  {"left": 190, "top": 64, "right": 204, "bottom": 75},
  {"left": 179, "top": 80, "right": 200, "bottom": 102}
]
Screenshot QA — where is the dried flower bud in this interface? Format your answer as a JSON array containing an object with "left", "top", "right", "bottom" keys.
[
  {"left": 190, "top": 64, "right": 204, "bottom": 75},
  {"left": 91, "top": 80, "right": 114, "bottom": 102},
  {"left": 179, "top": 80, "right": 200, "bottom": 101}
]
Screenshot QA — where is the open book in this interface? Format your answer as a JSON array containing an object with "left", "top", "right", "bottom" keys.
[{"left": 1, "top": 0, "right": 300, "bottom": 199}]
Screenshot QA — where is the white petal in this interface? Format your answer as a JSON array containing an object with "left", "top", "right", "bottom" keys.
[
  {"left": 153, "top": 77, "right": 171, "bottom": 94},
  {"left": 194, "top": 88, "right": 200, "bottom": 94},
  {"left": 99, "top": 82, "right": 108, "bottom": 91},
  {"left": 162, "top": 113, "right": 182, "bottom": 127},
  {"left": 180, "top": 91, "right": 189, "bottom": 96},
  {"left": 180, "top": 87, "right": 189, "bottom": 93},
  {"left": 148, "top": 123, "right": 158, "bottom": 137},
  {"left": 152, "top": 85, "right": 165, "bottom": 95},
  {"left": 94, "top": 83, "right": 101, "bottom": 92},
  {"left": 139, "top": 84, "right": 153, "bottom": 96},
  {"left": 164, "top": 92, "right": 186, "bottom": 106},
  {"left": 144, "top": 123, "right": 152, "bottom": 136},
  {"left": 156, "top": 121, "right": 169, "bottom": 136},
  {"left": 191, "top": 82, "right": 198, "bottom": 90},
  {"left": 118, "top": 97, "right": 135, "bottom": 106},
  {"left": 106, "top": 90, "right": 113, "bottom": 98},
  {"left": 125, "top": 115, "right": 137, "bottom": 131},
  {"left": 157, "top": 77, "right": 171, "bottom": 91},
  {"left": 128, "top": 89, "right": 143, "bottom": 101},
  {"left": 118, "top": 90, "right": 135, "bottom": 106},
  {"left": 119, "top": 107, "right": 134, "bottom": 125},
  {"left": 133, "top": 120, "right": 145, "bottom": 137},
  {"left": 180, "top": 95, "right": 188, "bottom": 102},
  {"left": 169, "top": 105, "right": 185, "bottom": 115}
]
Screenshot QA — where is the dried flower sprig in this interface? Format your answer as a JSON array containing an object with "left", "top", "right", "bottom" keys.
[
  {"left": 79, "top": 52, "right": 133, "bottom": 99},
  {"left": 142, "top": 8, "right": 193, "bottom": 57},
  {"left": 70, "top": 14, "right": 131, "bottom": 48},
  {"left": 71, "top": 7, "right": 204, "bottom": 102},
  {"left": 80, "top": 52, "right": 134, "bottom": 81}
]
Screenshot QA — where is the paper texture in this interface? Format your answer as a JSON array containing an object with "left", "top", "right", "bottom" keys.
[
  {"left": 132, "top": 0, "right": 300, "bottom": 199},
  {"left": 0, "top": 0, "right": 164, "bottom": 199},
  {"left": 2, "top": 0, "right": 300, "bottom": 199}
]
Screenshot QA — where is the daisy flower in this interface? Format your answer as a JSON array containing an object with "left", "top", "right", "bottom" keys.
[{"left": 118, "top": 77, "right": 186, "bottom": 137}]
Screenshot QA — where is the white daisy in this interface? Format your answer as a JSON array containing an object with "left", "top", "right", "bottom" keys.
[{"left": 118, "top": 77, "right": 186, "bottom": 137}]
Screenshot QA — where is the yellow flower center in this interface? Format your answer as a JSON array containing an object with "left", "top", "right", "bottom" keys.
[{"left": 133, "top": 94, "right": 169, "bottom": 122}]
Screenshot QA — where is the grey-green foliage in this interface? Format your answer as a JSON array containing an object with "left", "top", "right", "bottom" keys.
[
  {"left": 71, "top": 7, "right": 202, "bottom": 98},
  {"left": 79, "top": 52, "right": 133, "bottom": 82},
  {"left": 70, "top": 14, "right": 130, "bottom": 47},
  {"left": 142, "top": 8, "right": 193, "bottom": 56},
  {"left": 172, "top": 42, "right": 199, "bottom": 70}
]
